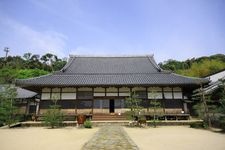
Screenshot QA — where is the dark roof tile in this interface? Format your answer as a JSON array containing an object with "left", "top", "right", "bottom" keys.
[{"left": 16, "top": 55, "right": 208, "bottom": 87}]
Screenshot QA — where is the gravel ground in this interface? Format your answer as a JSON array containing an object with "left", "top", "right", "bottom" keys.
[
  {"left": 0, "top": 127, "right": 98, "bottom": 150},
  {"left": 1, "top": 126, "right": 225, "bottom": 150},
  {"left": 124, "top": 126, "right": 225, "bottom": 150}
]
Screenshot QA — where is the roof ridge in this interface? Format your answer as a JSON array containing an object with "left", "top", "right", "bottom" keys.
[
  {"left": 68, "top": 54, "right": 154, "bottom": 58},
  {"left": 146, "top": 55, "right": 162, "bottom": 72},
  {"left": 60, "top": 56, "right": 76, "bottom": 72},
  {"left": 54, "top": 72, "right": 171, "bottom": 76}
]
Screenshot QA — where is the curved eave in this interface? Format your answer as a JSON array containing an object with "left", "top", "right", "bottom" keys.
[{"left": 16, "top": 73, "right": 209, "bottom": 88}]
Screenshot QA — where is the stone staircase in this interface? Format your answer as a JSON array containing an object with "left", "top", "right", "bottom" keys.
[{"left": 92, "top": 113, "right": 127, "bottom": 121}]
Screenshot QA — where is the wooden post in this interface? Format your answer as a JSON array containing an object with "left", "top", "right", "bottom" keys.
[
  {"left": 35, "top": 100, "right": 40, "bottom": 116},
  {"left": 162, "top": 87, "right": 165, "bottom": 114},
  {"left": 75, "top": 87, "right": 78, "bottom": 114},
  {"left": 26, "top": 100, "right": 30, "bottom": 115},
  {"left": 172, "top": 87, "right": 174, "bottom": 99},
  {"left": 91, "top": 87, "right": 94, "bottom": 114}
]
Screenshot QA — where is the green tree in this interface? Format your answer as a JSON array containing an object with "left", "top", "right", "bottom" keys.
[
  {"left": 125, "top": 91, "right": 143, "bottom": 120},
  {"left": 176, "top": 59, "right": 225, "bottom": 77},
  {"left": 0, "top": 67, "right": 17, "bottom": 84},
  {"left": 217, "top": 79, "right": 225, "bottom": 131},
  {"left": 16, "top": 69, "right": 49, "bottom": 79},
  {"left": 41, "top": 53, "right": 58, "bottom": 71},
  {"left": 0, "top": 86, "right": 18, "bottom": 127},
  {"left": 193, "top": 84, "right": 212, "bottom": 129},
  {"left": 52, "top": 59, "right": 67, "bottom": 71},
  {"left": 43, "top": 96, "right": 63, "bottom": 128},
  {"left": 148, "top": 92, "right": 162, "bottom": 127},
  {"left": 159, "top": 54, "right": 225, "bottom": 78}
]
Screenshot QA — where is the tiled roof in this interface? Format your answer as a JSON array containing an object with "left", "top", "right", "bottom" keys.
[
  {"left": 16, "top": 55, "right": 208, "bottom": 87},
  {"left": 0, "top": 85, "right": 37, "bottom": 98},
  {"left": 16, "top": 87, "right": 37, "bottom": 98},
  {"left": 61, "top": 55, "right": 161, "bottom": 74}
]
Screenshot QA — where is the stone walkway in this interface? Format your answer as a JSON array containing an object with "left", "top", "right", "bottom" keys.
[{"left": 82, "top": 125, "right": 139, "bottom": 150}]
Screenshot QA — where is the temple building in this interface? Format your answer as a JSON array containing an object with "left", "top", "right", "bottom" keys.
[{"left": 16, "top": 55, "right": 208, "bottom": 120}]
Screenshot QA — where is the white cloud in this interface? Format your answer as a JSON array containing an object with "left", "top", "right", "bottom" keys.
[
  {"left": 0, "top": 15, "right": 67, "bottom": 57},
  {"left": 69, "top": 46, "right": 107, "bottom": 56}
]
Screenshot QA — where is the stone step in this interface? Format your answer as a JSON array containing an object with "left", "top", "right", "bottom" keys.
[{"left": 92, "top": 114, "right": 127, "bottom": 121}]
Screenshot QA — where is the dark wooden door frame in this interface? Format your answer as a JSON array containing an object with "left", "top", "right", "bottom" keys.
[{"left": 109, "top": 99, "right": 115, "bottom": 113}]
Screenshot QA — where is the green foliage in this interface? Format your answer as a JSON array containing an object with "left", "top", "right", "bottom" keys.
[
  {"left": 159, "top": 59, "right": 190, "bottom": 71},
  {"left": 218, "top": 80, "right": 225, "bottom": 113},
  {"left": 125, "top": 91, "right": 143, "bottom": 120},
  {"left": 0, "top": 52, "right": 67, "bottom": 84},
  {"left": 176, "top": 59, "right": 225, "bottom": 77},
  {"left": 217, "top": 80, "right": 225, "bottom": 130},
  {"left": 43, "top": 97, "right": 63, "bottom": 128},
  {"left": 84, "top": 119, "right": 92, "bottom": 128},
  {"left": 193, "top": 102, "right": 206, "bottom": 119},
  {"left": 0, "top": 86, "right": 18, "bottom": 127},
  {"left": 160, "top": 54, "right": 225, "bottom": 77},
  {"left": 52, "top": 60, "right": 67, "bottom": 71},
  {"left": 0, "top": 68, "right": 49, "bottom": 84},
  {"left": 16, "top": 69, "right": 49, "bottom": 79},
  {"left": 190, "top": 122, "right": 208, "bottom": 129},
  {"left": 218, "top": 117, "right": 225, "bottom": 131},
  {"left": 0, "top": 67, "right": 17, "bottom": 84},
  {"left": 148, "top": 92, "right": 162, "bottom": 127}
]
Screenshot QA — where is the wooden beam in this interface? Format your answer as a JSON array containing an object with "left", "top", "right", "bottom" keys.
[{"left": 92, "top": 87, "right": 94, "bottom": 114}]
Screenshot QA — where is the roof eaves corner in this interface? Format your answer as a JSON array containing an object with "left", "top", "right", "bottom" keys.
[
  {"left": 60, "top": 56, "right": 76, "bottom": 72},
  {"left": 146, "top": 55, "right": 162, "bottom": 72}
]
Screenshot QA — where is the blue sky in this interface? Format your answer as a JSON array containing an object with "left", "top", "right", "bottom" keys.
[{"left": 0, "top": 0, "right": 225, "bottom": 62}]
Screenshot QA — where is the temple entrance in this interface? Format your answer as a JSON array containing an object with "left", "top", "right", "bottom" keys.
[
  {"left": 93, "top": 99, "right": 126, "bottom": 114},
  {"left": 109, "top": 99, "right": 115, "bottom": 113},
  {"left": 93, "top": 99, "right": 109, "bottom": 113}
]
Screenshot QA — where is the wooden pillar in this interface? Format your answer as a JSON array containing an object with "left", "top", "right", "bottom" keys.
[
  {"left": 129, "top": 87, "right": 132, "bottom": 96},
  {"left": 75, "top": 87, "right": 78, "bottom": 114},
  {"left": 91, "top": 87, "right": 94, "bottom": 114},
  {"left": 26, "top": 99, "right": 30, "bottom": 115},
  {"left": 172, "top": 87, "right": 174, "bottom": 99},
  {"left": 75, "top": 100, "right": 78, "bottom": 114},
  {"left": 50, "top": 88, "right": 52, "bottom": 100},
  {"left": 105, "top": 87, "right": 107, "bottom": 97},
  {"left": 162, "top": 87, "right": 165, "bottom": 114},
  {"left": 59, "top": 87, "right": 62, "bottom": 100},
  {"left": 35, "top": 100, "right": 40, "bottom": 115},
  {"left": 183, "top": 102, "right": 188, "bottom": 114},
  {"left": 146, "top": 87, "right": 149, "bottom": 112}
]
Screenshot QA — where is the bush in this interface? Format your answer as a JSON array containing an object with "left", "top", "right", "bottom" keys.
[
  {"left": 218, "top": 117, "right": 225, "bottom": 131},
  {"left": 43, "top": 105, "right": 64, "bottom": 128},
  {"left": 0, "top": 120, "right": 4, "bottom": 127},
  {"left": 190, "top": 122, "right": 207, "bottom": 129},
  {"left": 84, "top": 120, "right": 92, "bottom": 128}
]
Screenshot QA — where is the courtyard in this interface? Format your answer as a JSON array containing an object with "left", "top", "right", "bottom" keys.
[{"left": 0, "top": 126, "right": 225, "bottom": 150}]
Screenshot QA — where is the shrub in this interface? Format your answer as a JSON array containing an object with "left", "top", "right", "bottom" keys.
[
  {"left": 0, "top": 86, "right": 18, "bottom": 127},
  {"left": 218, "top": 117, "right": 225, "bottom": 131},
  {"left": 190, "top": 122, "right": 207, "bottom": 129},
  {"left": 43, "top": 100, "right": 64, "bottom": 129},
  {"left": 43, "top": 106, "right": 64, "bottom": 128},
  {"left": 84, "top": 120, "right": 92, "bottom": 128}
]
